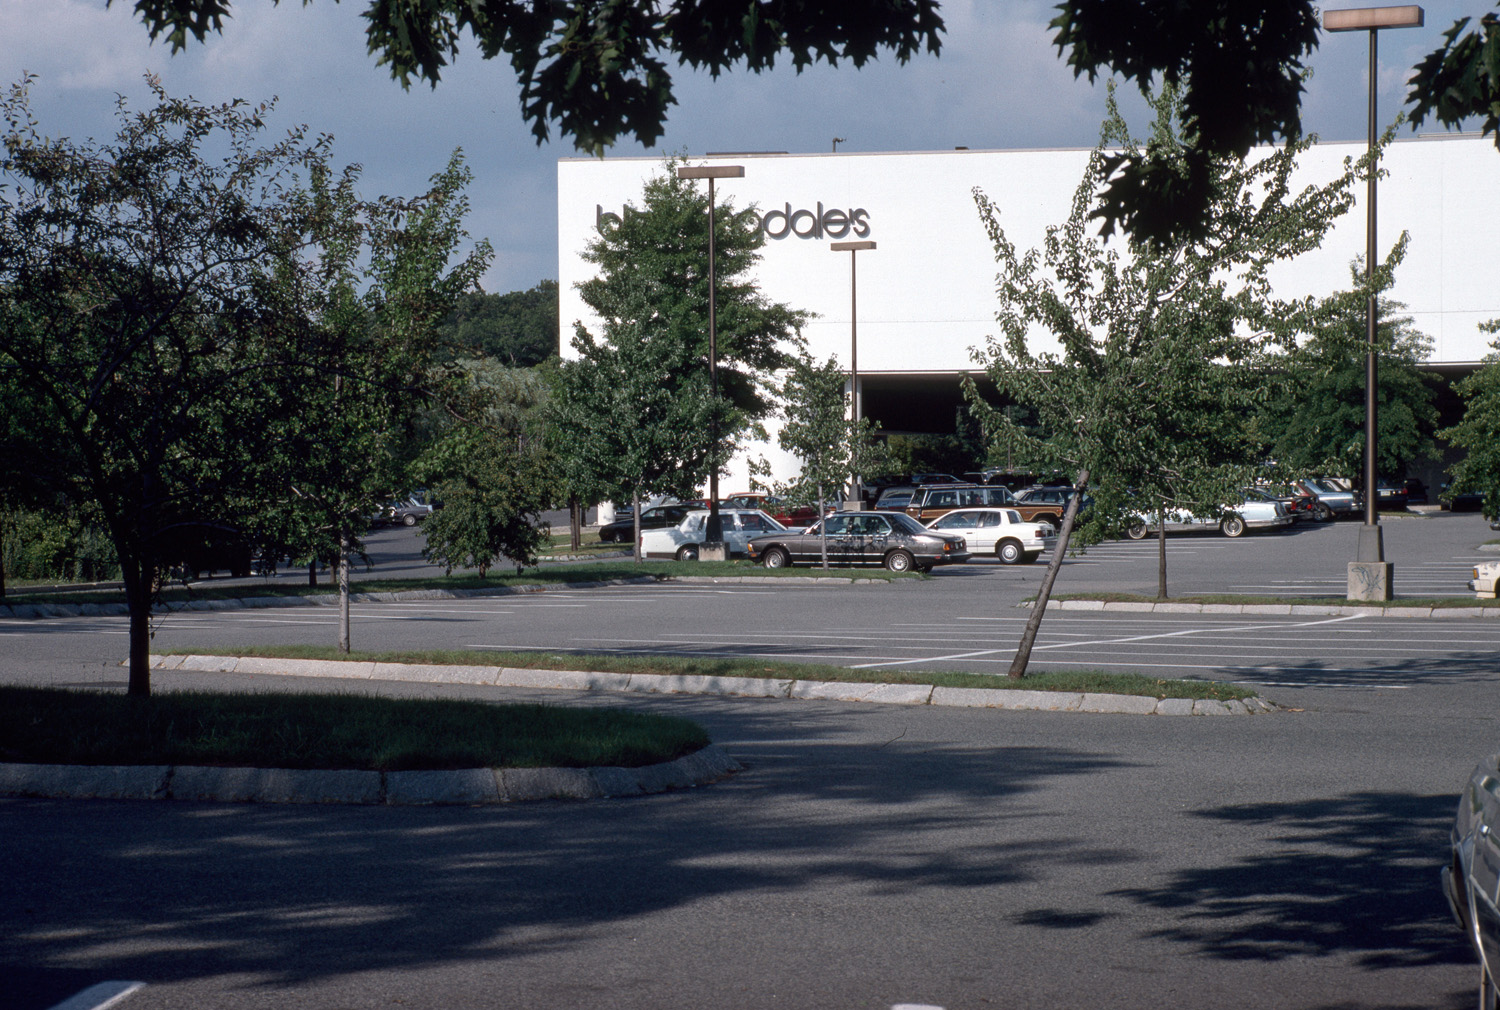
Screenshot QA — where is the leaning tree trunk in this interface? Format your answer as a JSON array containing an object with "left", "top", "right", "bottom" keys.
[
  {"left": 1008, "top": 468, "right": 1089, "bottom": 679},
  {"left": 1157, "top": 500, "right": 1168, "bottom": 600}
]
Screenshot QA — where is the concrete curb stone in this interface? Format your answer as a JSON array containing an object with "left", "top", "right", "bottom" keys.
[
  {"left": 1079, "top": 692, "right": 1160, "bottom": 715},
  {"left": 1034, "top": 598, "right": 1500, "bottom": 618},
  {"left": 0, "top": 744, "right": 744, "bottom": 806}
]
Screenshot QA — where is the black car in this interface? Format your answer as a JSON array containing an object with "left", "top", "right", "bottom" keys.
[
  {"left": 597, "top": 504, "right": 698, "bottom": 543},
  {"left": 745, "top": 510, "right": 969, "bottom": 572}
]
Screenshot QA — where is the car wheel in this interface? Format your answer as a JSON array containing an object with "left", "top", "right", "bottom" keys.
[
  {"left": 996, "top": 539, "right": 1024, "bottom": 564},
  {"left": 1021, "top": 551, "right": 1041, "bottom": 564},
  {"left": 675, "top": 544, "right": 699, "bottom": 562},
  {"left": 402, "top": 513, "right": 418, "bottom": 527},
  {"left": 762, "top": 547, "right": 791, "bottom": 569},
  {"left": 1126, "top": 522, "right": 1149, "bottom": 540},
  {"left": 1221, "top": 516, "right": 1247, "bottom": 538},
  {"left": 1311, "top": 502, "right": 1333, "bottom": 523},
  {"left": 885, "top": 549, "right": 915, "bottom": 572},
  {"left": 1038, "top": 513, "right": 1060, "bottom": 528}
]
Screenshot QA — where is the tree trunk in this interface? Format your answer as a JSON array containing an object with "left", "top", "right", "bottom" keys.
[
  {"left": 569, "top": 495, "right": 582, "bottom": 551},
  {"left": 0, "top": 521, "right": 6, "bottom": 600},
  {"left": 308, "top": 560, "right": 318, "bottom": 586},
  {"left": 1157, "top": 500, "right": 1168, "bottom": 600},
  {"left": 632, "top": 490, "right": 642, "bottom": 563},
  {"left": 123, "top": 557, "right": 153, "bottom": 696},
  {"left": 338, "top": 533, "right": 351, "bottom": 654},
  {"left": 1008, "top": 468, "right": 1089, "bottom": 679},
  {"left": 817, "top": 482, "right": 828, "bottom": 569}
]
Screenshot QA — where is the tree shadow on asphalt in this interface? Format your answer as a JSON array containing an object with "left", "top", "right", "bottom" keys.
[
  {"left": 0, "top": 713, "right": 1137, "bottom": 1004},
  {"left": 1221, "top": 650, "right": 1500, "bottom": 689},
  {"left": 1106, "top": 790, "right": 1471, "bottom": 973}
]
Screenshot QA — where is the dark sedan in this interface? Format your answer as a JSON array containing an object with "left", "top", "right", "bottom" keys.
[
  {"left": 597, "top": 504, "right": 699, "bottom": 543},
  {"left": 745, "top": 510, "right": 969, "bottom": 572}
]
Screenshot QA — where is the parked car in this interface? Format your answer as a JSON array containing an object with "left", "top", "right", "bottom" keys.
[
  {"left": 379, "top": 495, "right": 434, "bottom": 527},
  {"left": 924, "top": 507, "right": 1055, "bottom": 564},
  {"left": 1403, "top": 477, "right": 1429, "bottom": 504},
  {"left": 1442, "top": 752, "right": 1500, "bottom": 1007},
  {"left": 597, "top": 503, "right": 699, "bottom": 542},
  {"left": 1469, "top": 560, "right": 1500, "bottom": 598},
  {"left": 746, "top": 510, "right": 970, "bottom": 572},
  {"left": 903, "top": 483, "right": 1016, "bottom": 523},
  {"left": 720, "top": 493, "right": 823, "bottom": 529},
  {"left": 1294, "top": 478, "right": 1358, "bottom": 520},
  {"left": 1245, "top": 485, "right": 1320, "bottom": 523},
  {"left": 641, "top": 509, "right": 788, "bottom": 561},
  {"left": 873, "top": 488, "right": 916, "bottom": 511},
  {"left": 1374, "top": 477, "right": 1409, "bottom": 509},
  {"left": 1009, "top": 485, "right": 1091, "bottom": 526},
  {"left": 1442, "top": 484, "right": 1487, "bottom": 512},
  {"left": 1124, "top": 496, "right": 1291, "bottom": 539}
]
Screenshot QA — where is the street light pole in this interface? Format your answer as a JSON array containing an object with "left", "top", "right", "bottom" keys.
[
  {"left": 1325, "top": 4, "right": 1422, "bottom": 600},
  {"left": 676, "top": 163, "right": 744, "bottom": 549},
  {"left": 830, "top": 240, "right": 876, "bottom": 507}
]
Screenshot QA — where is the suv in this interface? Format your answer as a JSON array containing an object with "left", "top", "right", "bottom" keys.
[
  {"left": 903, "top": 483, "right": 1016, "bottom": 523},
  {"left": 1010, "top": 485, "right": 1089, "bottom": 526}
]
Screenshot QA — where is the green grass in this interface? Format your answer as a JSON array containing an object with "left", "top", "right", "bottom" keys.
[
  {"left": 0, "top": 559, "right": 915, "bottom": 606},
  {"left": 0, "top": 685, "right": 710, "bottom": 770},
  {"left": 169, "top": 644, "right": 1258, "bottom": 701},
  {"left": 1045, "top": 591, "right": 1498, "bottom": 609}
]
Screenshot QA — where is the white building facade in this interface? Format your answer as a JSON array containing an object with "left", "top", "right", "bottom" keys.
[{"left": 557, "top": 137, "right": 1500, "bottom": 492}]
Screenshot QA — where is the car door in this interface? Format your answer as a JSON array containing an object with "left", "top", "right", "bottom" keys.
[
  {"left": 928, "top": 509, "right": 991, "bottom": 553},
  {"left": 848, "top": 513, "right": 894, "bottom": 564}
]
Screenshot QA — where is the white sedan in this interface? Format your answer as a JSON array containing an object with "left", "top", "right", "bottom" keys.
[
  {"left": 925, "top": 507, "right": 1055, "bottom": 564},
  {"left": 1124, "top": 497, "right": 1292, "bottom": 539},
  {"left": 640, "top": 509, "right": 789, "bottom": 561}
]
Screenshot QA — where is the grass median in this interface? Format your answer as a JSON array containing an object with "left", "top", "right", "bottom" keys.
[
  {"left": 0, "top": 685, "right": 710, "bottom": 770},
  {"left": 165, "top": 644, "right": 1259, "bottom": 702}
]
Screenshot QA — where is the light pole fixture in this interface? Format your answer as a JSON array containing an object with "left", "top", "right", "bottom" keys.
[
  {"left": 1325, "top": 4, "right": 1422, "bottom": 600},
  {"left": 830, "top": 240, "right": 876, "bottom": 507},
  {"left": 676, "top": 163, "right": 744, "bottom": 547}
]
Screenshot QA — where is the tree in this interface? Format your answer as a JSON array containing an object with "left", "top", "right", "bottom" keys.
[
  {"left": 1439, "top": 322, "right": 1500, "bottom": 517},
  {"left": 0, "top": 75, "right": 488, "bottom": 692},
  {"left": 966, "top": 85, "right": 1362, "bottom": 676},
  {"left": 1261, "top": 252, "right": 1439, "bottom": 483},
  {"left": 417, "top": 359, "right": 559, "bottom": 576},
  {"left": 438, "top": 281, "right": 559, "bottom": 367},
  {"left": 551, "top": 160, "right": 808, "bottom": 558},
  {"left": 772, "top": 353, "right": 891, "bottom": 567},
  {"left": 120, "top": 0, "right": 944, "bottom": 155},
  {"left": 577, "top": 161, "right": 807, "bottom": 422},
  {"left": 0, "top": 74, "right": 333, "bottom": 695},
  {"left": 549, "top": 286, "right": 721, "bottom": 562},
  {"left": 249, "top": 152, "right": 491, "bottom": 652},
  {"left": 1050, "top": 3, "right": 1500, "bottom": 248}
]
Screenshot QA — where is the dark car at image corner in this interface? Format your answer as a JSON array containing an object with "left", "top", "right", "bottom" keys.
[
  {"left": 1443, "top": 752, "right": 1500, "bottom": 1007},
  {"left": 745, "top": 510, "right": 969, "bottom": 572}
]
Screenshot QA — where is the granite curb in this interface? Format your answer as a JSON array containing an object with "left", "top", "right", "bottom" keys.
[
  {"left": 1028, "top": 599, "right": 1500, "bottom": 617},
  {"left": 152, "top": 654, "right": 1278, "bottom": 717},
  {"left": 0, "top": 744, "right": 741, "bottom": 806}
]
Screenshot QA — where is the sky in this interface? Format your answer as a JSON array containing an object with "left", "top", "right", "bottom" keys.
[{"left": 2, "top": 0, "right": 1488, "bottom": 295}]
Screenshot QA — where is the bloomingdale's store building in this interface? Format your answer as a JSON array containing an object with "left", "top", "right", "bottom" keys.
[{"left": 558, "top": 137, "right": 1500, "bottom": 496}]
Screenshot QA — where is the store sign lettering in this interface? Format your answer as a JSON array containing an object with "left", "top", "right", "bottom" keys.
[{"left": 596, "top": 202, "right": 872, "bottom": 240}]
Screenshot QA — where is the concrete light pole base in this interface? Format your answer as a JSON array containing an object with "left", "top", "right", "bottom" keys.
[
  {"left": 1348, "top": 561, "right": 1393, "bottom": 601},
  {"left": 842, "top": 499, "right": 866, "bottom": 512},
  {"left": 699, "top": 542, "right": 729, "bottom": 562}
]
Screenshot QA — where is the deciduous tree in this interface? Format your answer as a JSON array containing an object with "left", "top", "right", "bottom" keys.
[
  {"left": 1439, "top": 322, "right": 1500, "bottom": 516},
  {"left": 967, "top": 86, "right": 1361, "bottom": 676}
]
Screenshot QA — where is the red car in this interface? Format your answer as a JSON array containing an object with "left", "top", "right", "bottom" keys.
[{"left": 721, "top": 493, "right": 824, "bottom": 529}]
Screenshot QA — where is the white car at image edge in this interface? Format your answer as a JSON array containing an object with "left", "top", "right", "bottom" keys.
[{"left": 924, "top": 507, "right": 1055, "bottom": 564}]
